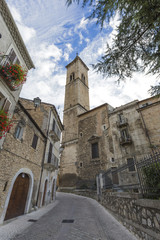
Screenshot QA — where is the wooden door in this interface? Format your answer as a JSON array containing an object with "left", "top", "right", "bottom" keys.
[
  {"left": 42, "top": 180, "right": 48, "bottom": 206},
  {"left": 5, "top": 173, "right": 29, "bottom": 221}
]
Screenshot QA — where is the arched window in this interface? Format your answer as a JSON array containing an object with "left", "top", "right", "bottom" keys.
[
  {"left": 81, "top": 73, "right": 85, "bottom": 83},
  {"left": 70, "top": 72, "right": 75, "bottom": 82}
]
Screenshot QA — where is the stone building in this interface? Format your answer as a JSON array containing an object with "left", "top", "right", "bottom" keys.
[
  {"left": 0, "top": 100, "right": 46, "bottom": 224},
  {"left": 60, "top": 56, "right": 160, "bottom": 188},
  {"left": 19, "top": 98, "right": 63, "bottom": 207},
  {"left": 0, "top": 0, "right": 34, "bottom": 148},
  {"left": 0, "top": 97, "right": 63, "bottom": 224}
]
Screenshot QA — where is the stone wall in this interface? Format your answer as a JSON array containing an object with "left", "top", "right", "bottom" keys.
[
  {"left": 100, "top": 191, "right": 160, "bottom": 240},
  {"left": 0, "top": 105, "right": 45, "bottom": 222}
]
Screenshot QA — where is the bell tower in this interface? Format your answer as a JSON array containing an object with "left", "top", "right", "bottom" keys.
[
  {"left": 60, "top": 56, "right": 90, "bottom": 187},
  {"left": 64, "top": 55, "right": 90, "bottom": 112}
]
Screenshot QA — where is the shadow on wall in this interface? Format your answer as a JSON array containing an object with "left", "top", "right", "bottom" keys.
[
  {"left": 59, "top": 173, "right": 96, "bottom": 190},
  {"left": 59, "top": 173, "right": 79, "bottom": 187}
]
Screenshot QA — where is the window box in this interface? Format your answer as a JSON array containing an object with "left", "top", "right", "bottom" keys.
[
  {"left": 0, "top": 64, "right": 27, "bottom": 91},
  {"left": 0, "top": 74, "right": 19, "bottom": 91}
]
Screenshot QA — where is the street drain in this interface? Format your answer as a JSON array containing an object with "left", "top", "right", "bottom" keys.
[
  {"left": 62, "top": 219, "right": 74, "bottom": 223},
  {"left": 28, "top": 219, "right": 38, "bottom": 222}
]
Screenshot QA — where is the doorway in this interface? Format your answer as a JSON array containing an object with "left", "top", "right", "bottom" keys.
[{"left": 5, "top": 173, "right": 29, "bottom": 221}]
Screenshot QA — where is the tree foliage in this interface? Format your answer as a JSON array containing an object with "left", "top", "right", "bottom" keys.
[{"left": 66, "top": 0, "right": 160, "bottom": 94}]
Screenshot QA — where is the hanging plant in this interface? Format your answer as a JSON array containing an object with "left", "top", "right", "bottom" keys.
[
  {"left": 0, "top": 64, "right": 27, "bottom": 90},
  {"left": 0, "top": 109, "right": 13, "bottom": 139}
]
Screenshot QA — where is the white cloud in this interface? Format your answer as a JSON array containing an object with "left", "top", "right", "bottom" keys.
[
  {"left": 6, "top": 0, "right": 159, "bottom": 117},
  {"left": 79, "top": 13, "right": 158, "bottom": 109},
  {"left": 8, "top": 5, "right": 36, "bottom": 43},
  {"left": 77, "top": 17, "right": 89, "bottom": 30},
  {"left": 63, "top": 52, "right": 69, "bottom": 61},
  {"left": 34, "top": 43, "right": 62, "bottom": 61},
  {"left": 65, "top": 43, "right": 73, "bottom": 53}
]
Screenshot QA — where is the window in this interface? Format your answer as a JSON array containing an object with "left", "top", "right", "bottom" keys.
[
  {"left": 31, "top": 134, "right": 38, "bottom": 149},
  {"left": 118, "top": 113, "right": 124, "bottom": 122},
  {"left": 48, "top": 142, "right": 53, "bottom": 163},
  {"left": 52, "top": 119, "right": 55, "bottom": 131},
  {"left": 110, "top": 157, "right": 115, "bottom": 163},
  {"left": 14, "top": 119, "right": 26, "bottom": 140},
  {"left": 127, "top": 158, "right": 135, "bottom": 172},
  {"left": 120, "top": 129, "right": 128, "bottom": 139},
  {"left": 80, "top": 162, "right": 83, "bottom": 167},
  {"left": 0, "top": 92, "right": 11, "bottom": 113},
  {"left": 2, "top": 99, "right": 11, "bottom": 113},
  {"left": 0, "top": 92, "right": 5, "bottom": 109},
  {"left": 92, "top": 142, "right": 99, "bottom": 159},
  {"left": 3, "top": 48, "right": 20, "bottom": 66},
  {"left": 15, "top": 126, "right": 23, "bottom": 140},
  {"left": 70, "top": 72, "right": 75, "bottom": 81},
  {"left": 81, "top": 73, "right": 85, "bottom": 83}
]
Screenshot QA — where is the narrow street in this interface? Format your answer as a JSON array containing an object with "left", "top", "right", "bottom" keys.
[{"left": 0, "top": 192, "right": 137, "bottom": 240}]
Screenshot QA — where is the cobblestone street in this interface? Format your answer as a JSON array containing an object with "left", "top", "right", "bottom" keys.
[{"left": 0, "top": 192, "right": 137, "bottom": 240}]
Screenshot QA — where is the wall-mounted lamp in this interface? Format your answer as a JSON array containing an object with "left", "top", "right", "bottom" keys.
[
  {"left": 33, "top": 97, "right": 41, "bottom": 110},
  {"left": 15, "top": 97, "right": 41, "bottom": 114}
]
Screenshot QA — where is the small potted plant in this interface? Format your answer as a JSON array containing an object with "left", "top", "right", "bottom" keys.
[
  {"left": 0, "top": 109, "right": 13, "bottom": 139},
  {"left": 0, "top": 64, "right": 27, "bottom": 91}
]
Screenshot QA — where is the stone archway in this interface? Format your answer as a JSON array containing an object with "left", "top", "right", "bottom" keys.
[
  {"left": 42, "top": 179, "right": 48, "bottom": 206},
  {"left": 4, "top": 173, "right": 29, "bottom": 221}
]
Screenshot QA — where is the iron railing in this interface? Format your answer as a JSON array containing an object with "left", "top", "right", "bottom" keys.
[{"left": 101, "top": 149, "right": 160, "bottom": 198}]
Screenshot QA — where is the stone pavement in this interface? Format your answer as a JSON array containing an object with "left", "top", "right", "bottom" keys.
[{"left": 0, "top": 192, "right": 138, "bottom": 240}]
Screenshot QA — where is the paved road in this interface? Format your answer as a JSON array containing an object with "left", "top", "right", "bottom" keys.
[{"left": 0, "top": 192, "right": 137, "bottom": 240}]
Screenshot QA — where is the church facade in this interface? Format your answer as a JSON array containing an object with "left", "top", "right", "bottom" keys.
[{"left": 60, "top": 56, "right": 160, "bottom": 188}]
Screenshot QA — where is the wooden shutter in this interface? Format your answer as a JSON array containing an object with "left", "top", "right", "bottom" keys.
[{"left": 31, "top": 134, "right": 38, "bottom": 149}]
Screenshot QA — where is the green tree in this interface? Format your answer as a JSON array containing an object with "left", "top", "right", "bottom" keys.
[{"left": 66, "top": 0, "right": 160, "bottom": 95}]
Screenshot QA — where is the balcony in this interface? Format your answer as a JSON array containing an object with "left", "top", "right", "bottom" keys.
[
  {"left": 44, "top": 153, "right": 59, "bottom": 171},
  {"left": 117, "top": 118, "right": 128, "bottom": 128},
  {"left": 120, "top": 136, "right": 132, "bottom": 145}
]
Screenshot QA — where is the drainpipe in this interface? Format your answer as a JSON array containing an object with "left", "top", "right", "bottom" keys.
[{"left": 36, "top": 108, "right": 52, "bottom": 207}]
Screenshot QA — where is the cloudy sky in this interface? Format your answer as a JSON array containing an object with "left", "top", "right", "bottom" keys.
[{"left": 6, "top": 0, "right": 159, "bottom": 119}]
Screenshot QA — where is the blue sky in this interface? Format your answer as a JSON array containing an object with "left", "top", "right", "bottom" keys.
[{"left": 6, "top": 0, "right": 158, "bottom": 119}]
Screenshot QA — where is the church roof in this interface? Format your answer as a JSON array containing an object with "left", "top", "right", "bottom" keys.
[{"left": 65, "top": 55, "right": 89, "bottom": 70}]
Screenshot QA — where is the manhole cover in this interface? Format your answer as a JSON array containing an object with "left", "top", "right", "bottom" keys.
[
  {"left": 62, "top": 219, "right": 74, "bottom": 223},
  {"left": 28, "top": 219, "right": 38, "bottom": 222}
]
